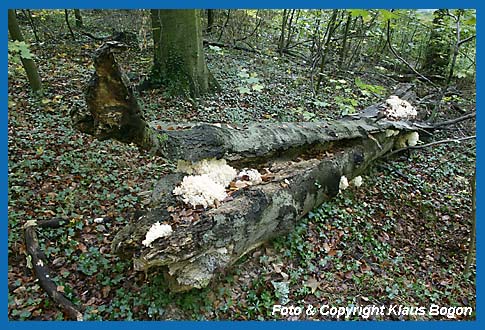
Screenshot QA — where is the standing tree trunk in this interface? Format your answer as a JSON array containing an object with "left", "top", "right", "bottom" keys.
[
  {"left": 315, "top": 9, "right": 339, "bottom": 92},
  {"left": 64, "top": 9, "right": 76, "bottom": 40},
  {"left": 277, "top": 9, "right": 288, "bottom": 56},
  {"left": 8, "top": 9, "right": 42, "bottom": 93},
  {"left": 24, "top": 10, "right": 40, "bottom": 43},
  {"left": 338, "top": 12, "right": 352, "bottom": 68},
  {"left": 74, "top": 9, "right": 83, "bottom": 28},
  {"left": 421, "top": 9, "right": 451, "bottom": 78},
  {"left": 445, "top": 10, "right": 476, "bottom": 86},
  {"left": 147, "top": 9, "right": 219, "bottom": 97},
  {"left": 206, "top": 9, "right": 215, "bottom": 33}
]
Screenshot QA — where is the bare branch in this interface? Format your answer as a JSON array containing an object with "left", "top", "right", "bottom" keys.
[
  {"left": 386, "top": 18, "right": 437, "bottom": 87},
  {"left": 458, "top": 34, "right": 476, "bottom": 47},
  {"left": 432, "top": 112, "right": 476, "bottom": 128}
]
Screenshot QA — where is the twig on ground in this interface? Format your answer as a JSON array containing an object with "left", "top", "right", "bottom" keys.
[{"left": 24, "top": 220, "right": 83, "bottom": 321}]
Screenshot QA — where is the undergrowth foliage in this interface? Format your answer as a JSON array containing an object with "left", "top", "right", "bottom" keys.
[{"left": 8, "top": 9, "right": 475, "bottom": 320}]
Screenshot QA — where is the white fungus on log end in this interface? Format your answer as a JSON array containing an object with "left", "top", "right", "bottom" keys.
[{"left": 142, "top": 222, "right": 173, "bottom": 247}]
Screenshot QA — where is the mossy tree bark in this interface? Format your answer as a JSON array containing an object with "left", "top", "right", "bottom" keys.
[
  {"left": 421, "top": 9, "right": 451, "bottom": 78},
  {"left": 148, "top": 9, "right": 219, "bottom": 97},
  {"left": 74, "top": 9, "right": 83, "bottom": 28},
  {"left": 8, "top": 9, "right": 43, "bottom": 93}
]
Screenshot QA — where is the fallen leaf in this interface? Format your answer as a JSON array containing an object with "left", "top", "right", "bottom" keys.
[
  {"left": 304, "top": 277, "right": 320, "bottom": 294},
  {"left": 360, "top": 261, "right": 371, "bottom": 272}
]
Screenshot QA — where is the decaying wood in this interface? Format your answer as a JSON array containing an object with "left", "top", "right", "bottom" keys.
[
  {"left": 72, "top": 41, "right": 162, "bottom": 153},
  {"left": 112, "top": 129, "right": 398, "bottom": 292},
  {"left": 74, "top": 43, "right": 476, "bottom": 292},
  {"left": 24, "top": 220, "right": 83, "bottom": 321}
]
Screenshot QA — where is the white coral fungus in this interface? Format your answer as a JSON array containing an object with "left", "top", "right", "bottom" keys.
[
  {"left": 385, "top": 95, "right": 417, "bottom": 119},
  {"left": 173, "top": 174, "right": 228, "bottom": 208},
  {"left": 174, "top": 158, "right": 238, "bottom": 208},
  {"left": 351, "top": 176, "right": 363, "bottom": 187},
  {"left": 176, "top": 158, "right": 237, "bottom": 186},
  {"left": 339, "top": 176, "right": 349, "bottom": 190},
  {"left": 142, "top": 222, "right": 173, "bottom": 247},
  {"left": 237, "top": 169, "right": 263, "bottom": 185}
]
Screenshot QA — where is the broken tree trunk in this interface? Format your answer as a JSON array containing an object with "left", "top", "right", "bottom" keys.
[
  {"left": 73, "top": 43, "right": 460, "bottom": 292},
  {"left": 73, "top": 42, "right": 416, "bottom": 165}
]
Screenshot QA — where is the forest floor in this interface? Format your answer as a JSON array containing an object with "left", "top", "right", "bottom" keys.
[{"left": 8, "top": 12, "right": 476, "bottom": 321}]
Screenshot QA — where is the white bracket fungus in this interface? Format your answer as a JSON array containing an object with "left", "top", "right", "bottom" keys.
[
  {"left": 176, "top": 158, "right": 237, "bottom": 186},
  {"left": 173, "top": 174, "right": 228, "bottom": 208},
  {"left": 340, "top": 175, "right": 363, "bottom": 193}
]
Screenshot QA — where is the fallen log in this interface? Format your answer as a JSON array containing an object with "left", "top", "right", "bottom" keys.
[
  {"left": 111, "top": 130, "right": 397, "bottom": 292},
  {"left": 72, "top": 43, "right": 474, "bottom": 292}
]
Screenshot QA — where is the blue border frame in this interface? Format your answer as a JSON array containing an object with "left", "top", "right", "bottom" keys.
[
  {"left": 3, "top": 1, "right": 480, "bottom": 329},
  {"left": 1, "top": 1, "right": 480, "bottom": 9}
]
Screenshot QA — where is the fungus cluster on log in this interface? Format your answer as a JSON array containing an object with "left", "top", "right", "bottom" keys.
[{"left": 66, "top": 42, "right": 474, "bottom": 292}]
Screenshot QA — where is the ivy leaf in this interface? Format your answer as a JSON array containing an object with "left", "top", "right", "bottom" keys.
[
  {"left": 302, "top": 111, "right": 316, "bottom": 121},
  {"left": 271, "top": 281, "right": 290, "bottom": 305},
  {"left": 312, "top": 100, "right": 329, "bottom": 107},
  {"left": 251, "top": 84, "right": 264, "bottom": 92},
  {"left": 237, "top": 86, "right": 251, "bottom": 94},
  {"left": 246, "top": 77, "right": 260, "bottom": 84},
  {"left": 237, "top": 70, "right": 249, "bottom": 79}
]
